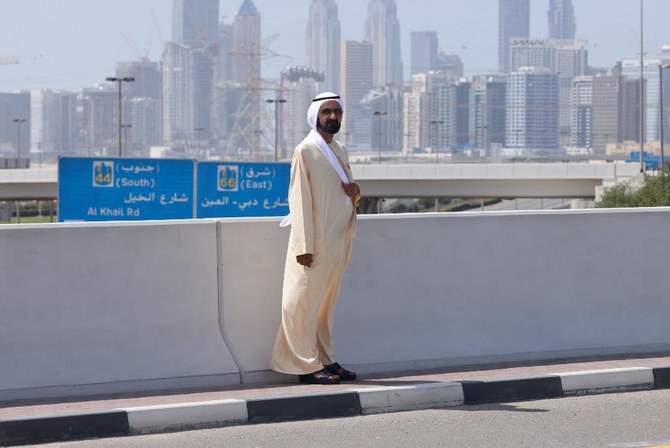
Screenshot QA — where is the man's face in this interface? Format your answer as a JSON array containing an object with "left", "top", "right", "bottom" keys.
[{"left": 317, "top": 100, "right": 343, "bottom": 135}]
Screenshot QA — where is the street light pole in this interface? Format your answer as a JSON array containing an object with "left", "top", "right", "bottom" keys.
[
  {"left": 478, "top": 125, "right": 489, "bottom": 156},
  {"left": 106, "top": 76, "right": 135, "bottom": 158},
  {"left": 660, "top": 64, "right": 670, "bottom": 170},
  {"left": 373, "top": 111, "right": 388, "bottom": 164},
  {"left": 640, "top": 0, "right": 645, "bottom": 173},
  {"left": 12, "top": 118, "right": 26, "bottom": 168},
  {"left": 430, "top": 120, "right": 445, "bottom": 163},
  {"left": 266, "top": 98, "right": 287, "bottom": 161},
  {"left": 121, "top": 124, "right": 132, "bottom": 158},
  {"left": 194, "top": 127, "right": 205, "bottom": 159}
]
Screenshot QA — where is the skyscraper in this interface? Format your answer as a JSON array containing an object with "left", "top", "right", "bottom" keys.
[
  {"left": 403, "top": 77, "right": 422, "bottom": 154},
  {"left": 591, "top": 72, "right": 620, "bottom": 155},
  {"left": 498, "top": 0, "right": 530, "bottom": 72},
  {"left": 116, "top": 60, "right": 162, "bottom": 100},
  {"left": 169, "top": 0, "right": 219, "bottom": 155},
  {"left": 454, "top": 81, "right": 471, "bottom": 147},
  {"left": 115, "top": 60, "right": 162, "bottom": 155},
  {"left": 80, "top": 88, "right": 115, "bottom": 154},
  {"left": 129, "top": 97, "right": 161, "bottom": 155},
  {"left": 548, "top": 0, "right": 576, "bottom": 40},
  {"left": 232, "top": 0, "right": 261, "bottom": 82},
  {"left": 470, "top": 75, "right": 507, "bottom": 155},
  {"left": 506, "top": 67, "right": 560, "bottom": 152},
  {"left": 306, "top": 0, "right": 341, "bottom": 93},
  {"left": 570, "top": 76, "right": 593, "bottom": 149},
  {"left": 161, "top": 42, "right": 214, "bottom": 150},
  {"left": 509, "top": 38, "right": 554, "bottom": 73},
  {"left": 509, "top": 38, "right": 588, "bottom": 75},
  {"left": 620, "top": 58, "right": 661, "bottom": 142},
  {"left": 437, "top": 51, "right": 464, "bottom": 79},
  {"left": 365, "top": 0, "right": 403, "bottom": 87},
  {"left": 362, "top": 86, "right": 404, "bottom": 154},
  {"left": 486, "top": 78, "right": 508, "bottom": 151},
  {"left": 0, "top": 92, "right": 30, "bottom": 156},
  {"left": 554, "top": 39, "right": 588, "bottom": 148},
  {"left": 30, "top": 90, "right": 78, "bottom": 156},
  {"left": 404, "top": 71, "right": 453, "bottom": 153},
  {"left": 340, "top": 40, "right": 373, "bottom": 150},
  {"left": 619, "top": 75, "right": 644, "bottom": 144},
  {"left": 411, "top": 31, "right": 438, "bottom": 76},
  {"left": 171, "top": 0, "right": 220, "bottom": 46},
  {"left": 661, "top": 46, "right": 670, "bottom": 145}
]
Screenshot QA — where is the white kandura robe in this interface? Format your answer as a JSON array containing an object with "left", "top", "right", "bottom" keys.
[{"left": 269, "top": 136, "right": 358, "bottom": 375}]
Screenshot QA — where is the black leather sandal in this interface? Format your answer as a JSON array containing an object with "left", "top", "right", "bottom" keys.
[
  {"left": 324, "top": 362, "right": 356, "bottom": 381},
  {"left": 298, "top": 368, "right": 341, "bottom": 385}
]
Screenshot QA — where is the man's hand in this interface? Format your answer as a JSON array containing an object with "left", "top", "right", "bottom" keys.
[
  {"left": 342, "top": 182, "right": 360, "bottom": 198},
  {"left": 296, "top": 253, "right": 313, "bottom": 267}
]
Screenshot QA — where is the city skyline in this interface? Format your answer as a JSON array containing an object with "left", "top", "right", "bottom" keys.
[{"left": 0, "top": 0, "right": 668, "bottom": 91}]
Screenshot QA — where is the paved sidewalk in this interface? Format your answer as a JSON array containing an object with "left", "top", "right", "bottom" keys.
[{"left": 2, "top": 354, "right": 670, "bottom": 446}]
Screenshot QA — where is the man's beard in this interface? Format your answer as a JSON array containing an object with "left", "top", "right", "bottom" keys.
[{"left": 318, "top": 119, "right": 341, "bottom": 135}]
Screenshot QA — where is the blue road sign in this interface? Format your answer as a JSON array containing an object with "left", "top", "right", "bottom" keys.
[
  {"left": 628, "top": 151, "right": 660, "bottom": 169},
  {"left": 197, "top": 162, "right": 290, "bottom": 218},
  {"left": 58, "top": 157, "right": 195, "bottom": 222}
]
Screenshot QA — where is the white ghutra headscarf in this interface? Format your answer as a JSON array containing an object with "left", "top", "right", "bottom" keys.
[{"left": 306, "top": 92, "right": 352, "bottom": 191}]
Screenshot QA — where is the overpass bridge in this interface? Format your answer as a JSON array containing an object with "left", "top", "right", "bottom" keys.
[
  {"left": 353, "top": 162, "right": 640, "bottom": 198},
  {"left": 0, "top": 162, "right": 641, "bottom": 201}
]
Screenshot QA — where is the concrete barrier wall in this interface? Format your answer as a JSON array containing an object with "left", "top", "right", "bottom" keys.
[
  {"left": 216, "top": 219, "right": 288, "bottom": 382},
  {"left": 217, "top": 209, "right": 670, "bottom": 381},
  {"left": 335, "top": 209, "right": 670, "bottom": 373},
  {"left": 0, "top": 220, "right": 238, "bottom": 401},
  {"left": 2, "top": 208, "right": 670, "bottom": 399}
]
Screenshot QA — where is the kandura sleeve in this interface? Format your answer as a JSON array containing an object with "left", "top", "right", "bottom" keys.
[{"left": 289, "top": 147, "right": 315, "bottom": 255}]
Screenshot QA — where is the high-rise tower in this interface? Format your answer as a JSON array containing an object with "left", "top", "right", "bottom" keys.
[
  {"left": 570, "top": 76, "right": 593, "bottom": 149},
  {"left": 365, "top": 0, "right": 403, "bottom": 87},
  {"left": 168, "top": 0, "right": 219, "bottom": 155},
  {"left": 30, "top": 90, "right": 77, "bottom": 156},
  {"left": 506, "top": 67, "right": 560, "bottom": 152},
  {"left": 498, "top": 0, "right": 530, "bottom": 72},
  {"left": 232, "top": 0, "right": 261, "bottom": 82},
  {"left": 340, "top": 40, "right": 373, "bottom": 150},
  {"left": 548, "top": 0, "right": 576, "bottom": 40},
  {"left": 661, "top": 46, "right": 670, "bottom": 145},
  {"left": 116, "top": 60, "right": 162, "bottom": 155},
  {"left": 411, "top": 31, "right": 439, "bottom": 76},
  {"left": 620, "top": 58, "right": 661, "bottom": 143},
  {"left": 171, "top": 0, "right": 220, "bottom": 46},
  {"left": 161, "top": 42, "right": 214, "bottom": 150},
  {"left": 591, "top": 72, "right": 620, "bottom": 155},
  {"left": 306, "top": 0, "right": 341, "bottom": 93}
]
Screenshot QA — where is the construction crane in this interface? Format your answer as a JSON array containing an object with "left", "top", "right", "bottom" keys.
[
  {"left": 218, "top": 34, "right": 288, "bottom": 159},
  {"left": 0, "top": 56, "right": 19, "bottom": 66}
]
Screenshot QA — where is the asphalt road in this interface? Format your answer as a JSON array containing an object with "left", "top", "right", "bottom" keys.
[{"left": 25, "top": 389, "right": 670, "bottom": 448}]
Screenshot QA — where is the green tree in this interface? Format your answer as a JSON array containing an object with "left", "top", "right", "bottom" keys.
[{"left": 597, "top": 170, "right": 670, "bottom": 208}]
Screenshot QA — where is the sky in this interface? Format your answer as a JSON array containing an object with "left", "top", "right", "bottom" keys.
[{"left": 0, "top": 0, "right": 668, "bottom": 92}]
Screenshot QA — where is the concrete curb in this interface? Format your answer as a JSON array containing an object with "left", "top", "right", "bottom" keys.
[{"left": 2, "top": 366, "right": 670, "bottom": 446}]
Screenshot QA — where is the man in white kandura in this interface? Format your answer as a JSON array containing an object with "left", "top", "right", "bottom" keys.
[{"left": 270, "top": 92, "right": 361, "bottom": 385}]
